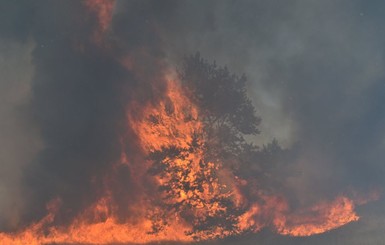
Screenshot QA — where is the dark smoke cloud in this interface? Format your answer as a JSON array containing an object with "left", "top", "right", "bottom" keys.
[
  {"left": 0, "top": 0, "right": 126, "bottom": 226},
  {"left": 1, "top": 0, "right": 385, "bottom": 244},
  {"left": 0, "top": 0, "right": 180, "bottom": 228},
  {"left": 154, "top": 0, "right": 385, "bottom": 193},
  {"left": 159, "top": 0, "right": 385, "bottom": 243}
]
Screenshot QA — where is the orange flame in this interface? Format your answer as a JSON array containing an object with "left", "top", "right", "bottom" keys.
[
  {"left": 0, "top": 75, "right": 377, "bottom": 244},
  {"left": 0, "top": 207, "right": 191, "bottom": 245},
  {"left": 275, "top": 196, "right": 359, "bottom": 236}
]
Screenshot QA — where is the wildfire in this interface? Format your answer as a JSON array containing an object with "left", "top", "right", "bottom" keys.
[
  {"left": 275, "top": 196, "right": 359, "bottom": 236},
  {"left": 0, "top": 201, "right": 191, "bottom": 245},
  {"left": 0, "top": 75, "right": 373, "bottom": 245}
]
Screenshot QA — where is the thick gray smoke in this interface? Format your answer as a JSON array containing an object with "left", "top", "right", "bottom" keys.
[
  {"left": 0, "top": 0, "right": 177, "bottom": 229},
  {"left": 1, "top": 0, "right": 384, "bottom": 244},
  {"left": 163, "top": 1, "right": 385, "bottom": 244},
  {"left": 0, "top": 38, "right": 39, "bottom": 230}
]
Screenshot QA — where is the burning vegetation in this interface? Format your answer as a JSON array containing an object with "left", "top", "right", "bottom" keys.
[
  {"left": 0, "top": 55, "right": 373, "bottom": 244},
  {"left": 0, "top": 1, "right": 379, "bottom": 245}
]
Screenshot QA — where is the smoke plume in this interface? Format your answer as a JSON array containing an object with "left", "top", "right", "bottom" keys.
[{"left": 0, "top": 1, "right": 384, "bottom": 244}]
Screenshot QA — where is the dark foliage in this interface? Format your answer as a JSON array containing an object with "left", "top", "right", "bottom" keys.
[
  {"left": 146, "top": 53, "right": 274, "bottom": 238},
  {"left": 180, "top": 52, "right": 261, "bottom": 171}
]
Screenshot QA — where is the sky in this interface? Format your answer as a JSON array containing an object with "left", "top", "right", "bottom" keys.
[{"left": 0, "top": 0, "right": 385, "bottom": 244}]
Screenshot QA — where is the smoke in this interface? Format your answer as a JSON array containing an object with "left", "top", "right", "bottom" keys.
[
  {"left": 0, "top": 38, "right": 40, "bottom": 230},
  {"left": 0, "top": 0, "right": 384, "bottom": 244},
  {"left": 160, "top": 0, "right": 385, "bottom": 243},
  {"left": 0, "top": 0, "right": 179, "bottom": 228},
  {"left": 159, "top": 0, "right": 385, "bottom": 200}
]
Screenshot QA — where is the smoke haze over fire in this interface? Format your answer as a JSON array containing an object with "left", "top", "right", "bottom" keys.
[{"left": 0, "top": 1, "right": 385, "bottom": 244}]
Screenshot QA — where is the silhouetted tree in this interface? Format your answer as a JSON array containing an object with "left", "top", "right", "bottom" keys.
[
  {"left": 180, "top": 52, "right": 261, "bottom": 171},
  {"left": 146, "top": 53, "right": 266, "bottom": 238}
]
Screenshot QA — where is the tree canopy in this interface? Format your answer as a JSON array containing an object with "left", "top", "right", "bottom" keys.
[
  {"left": 145, "top": 53, "right": 279, "bottom": 238},
  {"left": 180, "top": 52, "right": 261, "bottom": 171}
]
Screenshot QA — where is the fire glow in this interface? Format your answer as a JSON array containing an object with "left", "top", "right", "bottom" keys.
[
  {"left": 0, "top": 77, "right": 372, "bottom": 245},
  {"left": 0, "top": 1, "right": 379, "bottom": 245}
]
